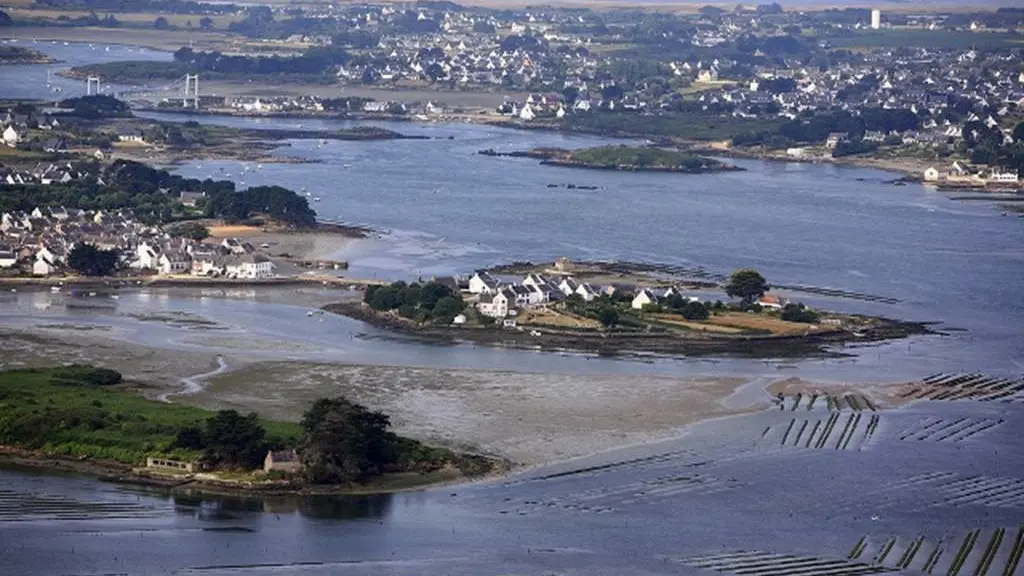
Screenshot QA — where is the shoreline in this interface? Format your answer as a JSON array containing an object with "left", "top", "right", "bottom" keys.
[
  {"left": 323, "top": 301, "right": 932, "bottom": 360},
  {"left": 0, "top": 445, "right": 508, "bottom": 497}
]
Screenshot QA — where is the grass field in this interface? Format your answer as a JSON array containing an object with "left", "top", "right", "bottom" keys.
[
  {"left": 708, "top": 312, "right": 825, "bottom": 336},
  {"left": 648, "top": 313, "right": 744, "bottom": 334},
  {"left": 518, "top": 307, "right": 602, "bottom": 329},
  {"left": 0, "top": 367, "right": 300, "bottom": 465}
]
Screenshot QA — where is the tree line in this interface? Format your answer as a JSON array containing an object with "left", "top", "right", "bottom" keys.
[
  {"left": 364, "top": 281, "right": 466, "bottom": 324},
  {"left": 0, "top": 160, "right": 315, "bottom": 227}
]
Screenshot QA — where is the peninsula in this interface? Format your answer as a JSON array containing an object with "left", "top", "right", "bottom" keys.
[
  {"left": 0, "top": 46, "right": 56, "bottom": 65},
  {"left": 0, "top": 366, "right": 499, "bottom": 496},
  {"left": 479, "top": 145, "right": 742, "bottom": 174}
]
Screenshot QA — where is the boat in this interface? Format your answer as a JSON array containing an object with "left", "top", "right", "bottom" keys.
[
  {"left": 313, "top": 197, "right": 321, "bottom": 202},
  {"left": 50, "top": 286, "right": 61, "bottom": 293}
]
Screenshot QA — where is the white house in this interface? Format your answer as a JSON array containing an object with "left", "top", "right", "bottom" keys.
[
  {"left": 468, "top": 271, "right": 500, "bottom": 294},
  {"left": 135, "top": 241, "right": 161, "bottom": 270},
  {"left": 117, "top": 130, "right": 146, "bottom": 143},
  {"left": 757, "top": 295, "right": 785, "bottom": 310},
  {"left": 477, "top": 289, "right": 513, "bottom": 318},
  {"left": 191, "top": 255, "right": 224, "bottom": 276},
  {"left": 519, "top": 103, "right": 536, "bottom": 121},
  {"left": 557, "top": 278, "right": 578, "bottom": 296},
  {"left": 158, "top": 252, "right": 191, "bottom": 275},
  {"left": 33, "top": 248, "right": 59, "bottom": 276},
  {"left": 923, "top": 167, "right": 941, "bottom": 182},
  {"left": 225, "top": 254, "right": 275, "bottom": 279},
  {"left": 631, "top": 289, "right": 657, "bottom": 310},
  {"left": 575, "top": 283, "right": 601, "bottom": 301},
  {"left": 3, "top": 126, "right": 22, "bottom": 147}
]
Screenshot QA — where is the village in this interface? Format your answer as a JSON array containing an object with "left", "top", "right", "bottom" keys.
[{"left": 0, "top": 206, "right": 277, "bottom": 279}]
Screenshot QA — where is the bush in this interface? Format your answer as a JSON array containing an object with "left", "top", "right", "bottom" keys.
[
  {"left": 680, "top": 301, "right": 710, "bottom": 321},
  {"left": 51, "top": 365, "right": 123, "bottom": 387},
  {"left": 781, "top": 303, "right": 820, "bottom": 323}
]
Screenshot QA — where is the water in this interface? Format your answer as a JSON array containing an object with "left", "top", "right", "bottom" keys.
[
  {"left": 3, "top": 39, "right": 1024, "bottom": 572},
  {"left": 0, "top": 39, "right": 171, "bottom": 99},
  {"left": 147, "top": 111, "right": 1024, "bottom": 376},
  {"left": 3, "top": 397, "right": 1024, "bottom": 575}
]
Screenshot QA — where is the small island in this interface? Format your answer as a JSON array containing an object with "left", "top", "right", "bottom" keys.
[
  {"left": 479, "top": 145, "right": 743, "bottom": 174},
  {"left": 324, "top": 265, "right": 928, "bottom": 359},
  {"left": 0, "top": 46, "right": 57, "bottom": 65}
]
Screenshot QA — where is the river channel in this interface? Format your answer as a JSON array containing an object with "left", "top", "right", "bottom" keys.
[{"left": 2, "top": 40, "right": 1024, "bottom": 575}]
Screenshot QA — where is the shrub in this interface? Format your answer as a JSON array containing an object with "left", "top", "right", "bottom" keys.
[
  {"left": 51, "top": 365, "right": 123, "bottom": 387},
  {"left": 781, "top": 303, "right": 820, "bottom": 323}
]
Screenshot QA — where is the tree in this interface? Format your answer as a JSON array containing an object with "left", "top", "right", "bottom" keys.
[
  {"left": 781, "top": 302, "right": 820, "bottom": 323},
  {"left": 431, "top": 296, "right": 465, "bottom": 324},
  {"left": 299, "top": 397, "right": 394, "bottom": 484},
  {"left": 199, "top": 16, "right": 213, "bottom": 30},
  {"left": 67, "top": 243, "right": 119, "bottom": 276},
  {"left": 154, "top": 16, "right": 169, "bottom": 30},
  {"left": 0, "top": 9, "right": 12, "bottom": 26},
  {"left": 725, "top": 269, "right": 769, "bottom": 306},
  {"left": 203, "top": 410, "right": 267, "bottom": 469},
  {"left": 680, "top": 301, "right": 710, "bottom": 321},
  {"left": 596, "top": 305, "right": 619, "bottom": 328},
  {"left": 418, "top": 281, "right": 454, "bottom": 311},
  {"left": 1013, "top": 122, "right": 1024, "bottom": 143},
  {"left": 168, "top": 221, "right": 209, "bottom": 240}
]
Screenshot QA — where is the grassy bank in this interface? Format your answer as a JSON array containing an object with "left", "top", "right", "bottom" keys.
[{"left": 0, "top": 366, "right": 299, "bottom": 465}]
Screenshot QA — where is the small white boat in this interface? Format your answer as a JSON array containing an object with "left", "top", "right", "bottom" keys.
[
  {"left": 110, "top": 294, "right": 119, "bottom": 299},
  {"left": 88, "top": 291, "right": 96, "bottom": 297},
  {"left": 306, "top": 311, "right": 314, "bottom": 317},
  {"left": 313, "top": 197, "right": 321, "bottom": 202},
  {"left": 50, "top": 286, "right": 61, "bottom": 293}
]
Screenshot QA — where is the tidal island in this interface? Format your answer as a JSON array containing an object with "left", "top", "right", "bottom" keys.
[
  {"left": 479, "top": 145, "right": 743, "bottom": 174},
  {"left": 324, "top": 263, "right": 927, "bottom": 358}
]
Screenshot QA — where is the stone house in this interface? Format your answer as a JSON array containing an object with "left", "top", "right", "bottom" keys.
[{"left": 264, "top": 450, "right": 301, "bottom": 473}]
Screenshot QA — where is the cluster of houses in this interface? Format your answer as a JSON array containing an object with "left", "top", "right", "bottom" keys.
[
  {"left": 923, "top": 161, "right": 1019, "bottom": 185},
  {"left": 0, "top": 207, "right": 276, "bottom": 278},
  {"left": 2, "top": 161, "right": 96, "bottom": 186},
  {"left": 466, "top": 270, "right": 783, "bottom": 320}
]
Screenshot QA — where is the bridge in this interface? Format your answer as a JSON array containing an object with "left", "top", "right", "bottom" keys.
[{"left": 117, "top": 74, "right": 201, "bottom": 109}]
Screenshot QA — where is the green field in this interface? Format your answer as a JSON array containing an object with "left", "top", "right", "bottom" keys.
[{"left": 0, "top": 367, "right": 300, "bottom": 465}]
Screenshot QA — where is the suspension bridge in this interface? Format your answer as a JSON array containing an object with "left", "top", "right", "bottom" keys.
[{"left": 114, "top": 73, "right": 202, "bottom": 108}]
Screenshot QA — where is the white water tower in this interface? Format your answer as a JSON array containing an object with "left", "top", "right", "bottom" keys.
[{"left": 871, "top": 9, "right": 882, "bottom": 29}]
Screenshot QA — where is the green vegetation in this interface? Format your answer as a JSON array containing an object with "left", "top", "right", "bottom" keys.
[
  {"left": 0, "top": 366, "right": 300, "bottom": 465},
  {"left": 0, "top": 159, "right": 315, "bottom": 227},
  {"left": 172, "top": 410, "right": 269, "bottom": 469},
  {"left": 66, "top": 243, "right": 119, "bottom": 276},
  {"left": 556, "top": 145, "right": 726, "bottom": 173},
  {"left": 0, "top": 46, "right": 53, "bottom": 64},
  {"left": 299, "top": 397, "right": 461, "bottom": 484},
  {"left": 562, "top": 111, "right": 783, "bottom": 142},
  {"left": 364, "top": 281, "right": 467, "bottom": 324},
  {"left": 167, "top": 221, "right": 210, "bottom": 241},
  {"left": 781, "top": 303, "right": 820, "bottom": 324},
  {"left": 57, "top": 95, "right": 132, "bottom": 119},
  {"left": 0, "top": 366, "right": 484, "bottom": 483},
  {"left": 726, "top": 269, "right": 770, "bottom": 306}
]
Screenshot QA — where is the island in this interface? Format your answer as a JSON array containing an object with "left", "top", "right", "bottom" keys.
[
  {"left": 0, "top": 46, "right": 57, "bottom": 65},
  {"left": 0, "top": 365, "right": 500, "bottom": 495},
  {"left": 479, "top": 145, "right": 743, "bottom": 174},
  {"left": 323, "top": 263, "right": 928, "bottom": 359}
]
